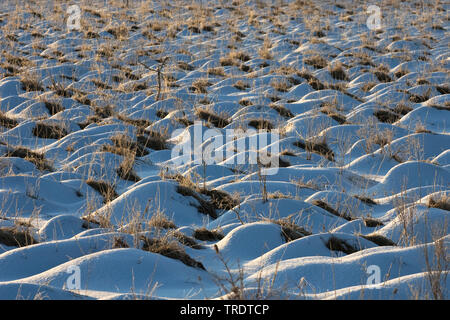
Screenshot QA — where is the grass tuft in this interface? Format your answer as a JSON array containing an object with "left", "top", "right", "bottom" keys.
[
  {"left": 373, "top": 109, "right": 401, "bottom": 123},
  {"left": 270, "top": 218, "right": 311, "bottom": 242},
  {"left": 0, "top": 226, "right": 38, "bottom": 247},
  {"left": 32, "top": 123, "right": 68, "bottom": 140},
  {"left": 294, "top": 139, "right": 335, "bottom": 161},
  {"left": 137, "top": 131, "right": 168, "bottom": 150},
  {"left": 5, "top": 146, "right": 53, "bottom": 171},
  {"left": 193, "top": 227, "right": 224, "bottom": 241},
  {"left": 196, "top": 109, "right": 230, "bottom": 128},
  {"left": 86, "top": 179, "right": 118, "bottom": 203},
  {"left": 0, "top": 112, "right": 18, "bottom": 129},
  {"left": 360, "top": 233, "right": 396, "bottom": 246},
  {"left": 427, "top": 195, "right": 450, "bottom": 211},
  {"left": 325, "top": 236, "right": 358, "bottom": 254},
  {"left": 311, "top": 199, "right": 352, "bottom": 221},
  {"left": 140, "top": 236, "right": 205, "bottom": 270},
  {"left": 248, "top": 119, "right": 273, "bottom": 130}
]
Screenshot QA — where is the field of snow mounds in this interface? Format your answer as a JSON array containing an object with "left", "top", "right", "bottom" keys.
[{"left": 0, "top": 0, "right": 448, "bottom": 300}]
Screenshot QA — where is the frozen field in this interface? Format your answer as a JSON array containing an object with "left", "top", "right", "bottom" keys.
[{"left": 0, "top": 0, "right": 448, "bottom": 300}]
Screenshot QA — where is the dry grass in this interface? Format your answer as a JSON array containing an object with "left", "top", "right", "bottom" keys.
[
  {"left": 394, "top": 68, "right": 409, "bottom": 79},
  {"left": 233, "top": 80, "right": 250, "bottom": 91},
  {"left": 293, "top": 177, "right": 321, "bottom": 191},
  {"left": 415, "top": 124, "right": 433, "bottom": 134},
  {"left": 325, "top": 236, "right": 358, "bottom": 254},
  {"left": 104, "top": 134, "right": 149, "bottom": 157},
  {"left": 4, "top": 53, "right": 32, "bottom": 68},
  {"left": 373, "top": 109, "right": 401, "bottom": 124},
  {"left": 112, "top": 236, "right": 130, "bottom": 249},
  {"left": 239, "top": 99, "right": 253, "bottom": 107},
  {"left": 228, "top": 51, "right": 251, "bottom": 62},
  {"left": 47, "top": 79, "right": 73, "bottom": 98},
  {"left": 429, "top": 104, "right": 450, "bottom": 111},
  {"left": 5, "top": 146, "right": 54, "bottom": 171},
  {"left": 176, "top": 61, "right": 194, "bottom": 71},
  {"left": 271, "top": 79, "right": 292, "bottom": 92},
  {"left": 393, "top": 104, "right": 413, "bottom": 116},
  {"left": 195, "top": 109, "right": 230, "bottom": 128},
  {"left": 207, "top": 67, "right": 226, "bottom": 77},
  {"left": 361, "top": 82, "right": 376, "bottom": 92},
  {"left": 156, "top": 110, "right": 169, "bottom": 119},
  {"left": 116, "top": 161, "right": 141, "bottom": 182},
  {"left": 248, "top": 119, "right": 273, "bottom": 130},
  {"left": 32, "top": 123, "right": 68, "bottom": 140},
  {"left": 81, "top": 215, "right": 104, "bottom": 229},
  {"left": 279, "top": 150, "right": 297, "bottom": 157},
  {"left": 164, "top": 172, "right": 238, "bottom": 215},
  {"left": 0, "top": 62, "right": 20, "bottom": 76},
  {"left": 86, "top": 179, "right": 118, "bottom": 203},
  {"left": 435, "top": 85, "right": 449, "bottom": 95},
  {"left": 424, "top": 237, "right": 448, "bottom": 300},
  {"left": 0, "top": 112, "right": 18, "bottom": 129},
  {"left": 328, "top": 63, "right": 349, "bottom": 81},
  {"left": 360, "top": 233, "right": 396, "bottom": 246},
  {"left": 258, "top": 40, "right": 273, "bottom": 60},
  {"left": 176, "top": 185, "right": 217, "bottom": 218},
  {"left": 320, "top": 102, "right": 346, "bottom": 124},
  {"left": 206, "top": 188, "right": 240, "bottom": 210},
  {"left": 148, "top": 212, "right": 177, "bottom": 230},
  {"left": 373, "top": 70, "right": 392, "bottom": 83},
  {"left": 354, "top": 195, "right": 377, "bottom": 205},
  {"left": 270, "top": 217, "right": 311, "bottom": 242},
  {"left": 267, "top": 191, "right": 292, "bottom": 200},
  {"left": 0, "top": 226, "right": 38, "bottom": 247},
  {"left": 167, "top": 230, "right": 202, "bottom": 249},
  {"left": 106, "top": 23, "right": 129, "bottom": 40},
  {"left": 41, "top": 99, "right": 65, "bottom": 116},
  {"left": 191, "top": 79, "right": 212, "bottom": 94},
  {"left": 193, "top": 227, "right": 224, "bottom": 241},
  {"left": 304, "top": 55, "right": 328, "bottom": 69},
  {"left": 362, "top": 217, "right": 384, "bottom": 227},
  {"left": 175, "top": 116, "right": 194, "bottom": 127},
  {"left": 427, "top": 195, "right": 450, "bottom": 211},
  {"left": 117, "top": 114, "right": 152, "bottom": 129},
  {"left": 96, "top": 43, "right": 115, "bottom": 58},
  {"left": 137, "top": 131, "right": 168, "bottom": 150},
  {"left": 307, "top": 77, "right": 326, "bottom": 90},
  {"left": 293, "top": 138, "right": 335, "bottom": 161},
  {"left": 311, "top": 199, "right": 352, "bottom": 221},
  {"left": 409, "top": 93, "right": 428, "bottom": 104},
  {"left": 269, "top": 104, "right": 294, "bottom": 118},
  {"left": 20, "top": 74, "right": 44, "bottom": 92}
]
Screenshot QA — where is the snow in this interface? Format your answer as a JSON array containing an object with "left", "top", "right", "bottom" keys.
[{"left": 0, "top": 0, "right": 448, "bottom": 300}]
